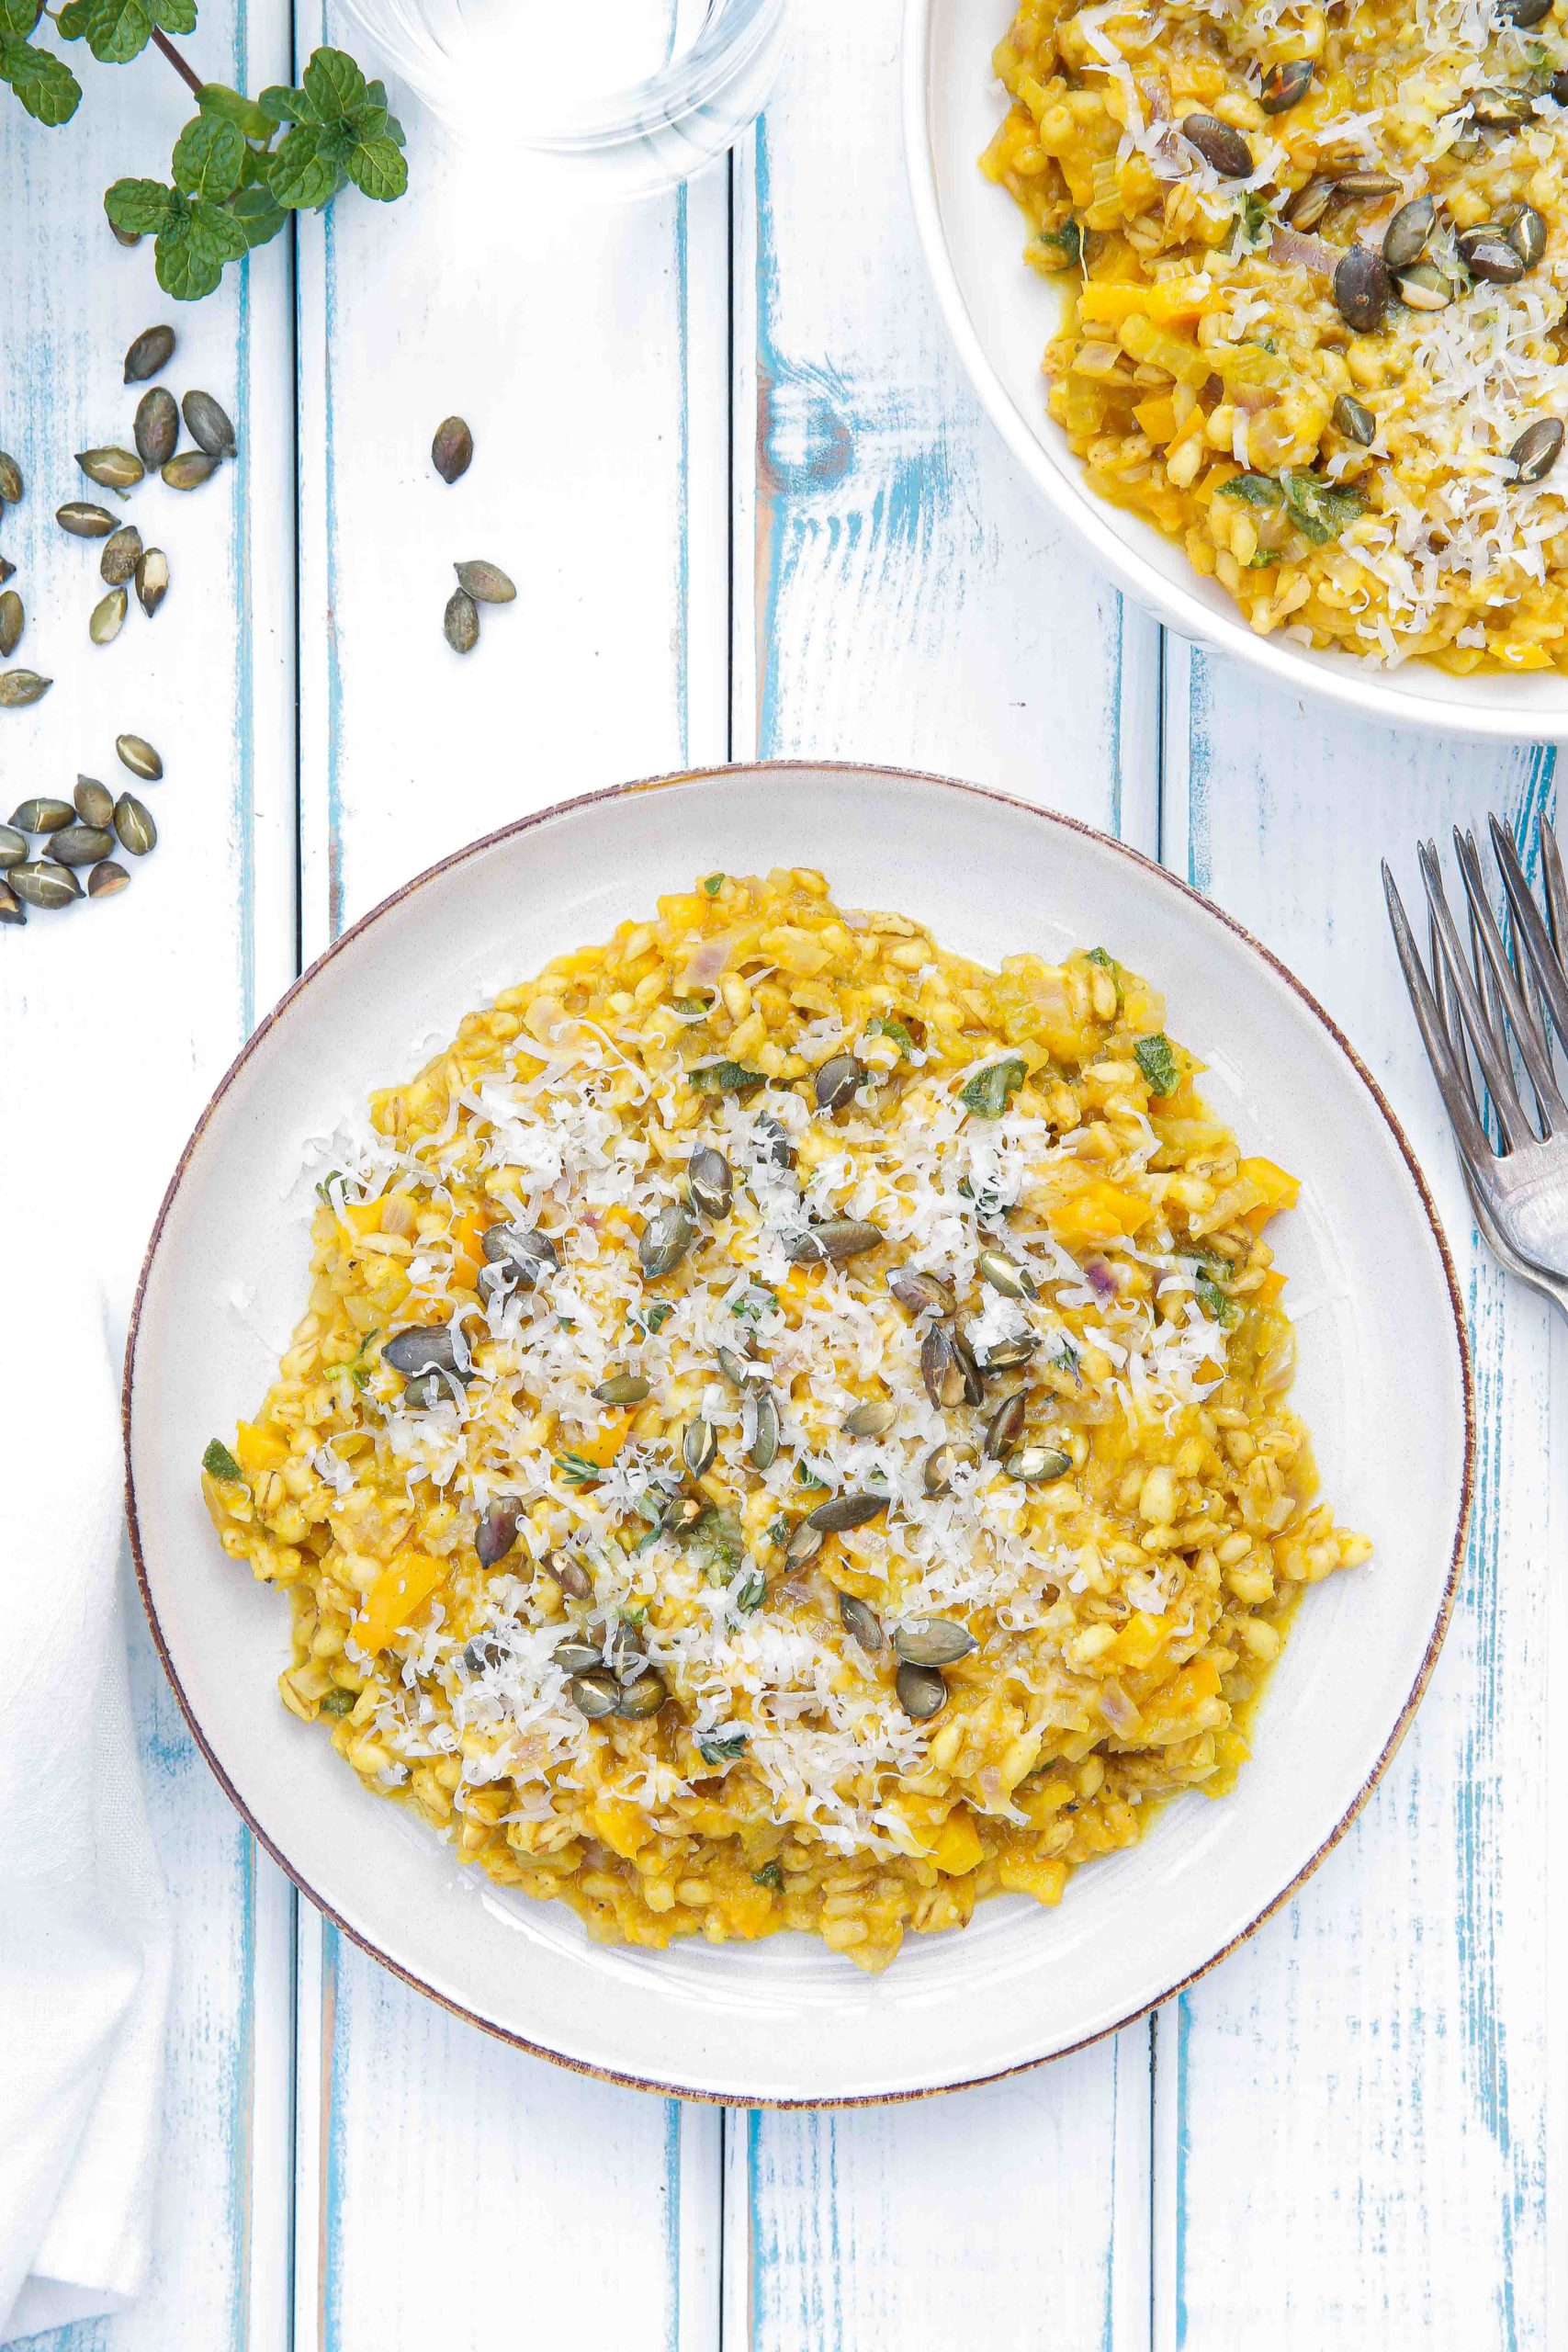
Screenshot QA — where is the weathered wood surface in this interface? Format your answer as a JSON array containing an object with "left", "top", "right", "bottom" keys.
[{"left": 4, "top": 0, "right": 1555, "bottom": 2344}]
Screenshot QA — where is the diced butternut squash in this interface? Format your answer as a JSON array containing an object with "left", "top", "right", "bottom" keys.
[
  {"left": 1048, "top": 1175, "right": 1151, "bottom": 1246},
  {"left": 998, "top": 1850, "right": 1069, "bottom": 1905},
  {"left": 932, "top": 1812, "right": 986, "bottom": 1876},
  {"left": 1113, "top": 1610, "right": 1169, "bottom": 1669},
  {"left": 235, "top": 1420, "right": 288, "bottom": 1474},
  {"left": 450, "top": 1205, "right": 489, "bottom": 1288},
  {"left": 1239, "top": 1157, "right": 1300, "bottom": 1231},
  {"left": 590, "top": 1797, "right": 653, "bottom": 1859},
  {"left": 358, "top": 1549, "right": 448, "bottom": 1653}
]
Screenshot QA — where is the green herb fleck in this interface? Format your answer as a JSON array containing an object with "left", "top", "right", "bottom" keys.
[
  {"left": 731, "top": 1566, "right": 767, "bottom": 1613},
  {"left": 753, "top": 1860, "right": 784, "bottom": 1891},
  {"left": 314, "top": 1168, "right": 345, "bottom": 1208},
  {"left": 1218, "top": 472, "right": 1284, "bottom": 510},
  {"left": 622, "top": 1602, "right": 649, "bottom": 1628},
  {"left": 1134, "top": 1034, "right": 1180, "bottom": 1096},
  {"left": 690, "top": 1060, "right": 765, "bottom": 1096},
  {"left": 696, "top": 1729, "right": 749, "bottom": 1766},
  {"left": 865, "top": 1013, "right": 917, "bottom": 1057},
  {"left": 629, "top": 1300, "right": 675, "bottom": 1337},
  {"left": 1232, "top": 189, "right": 1271, "bottom": 249},
  {"left": 202, "top": 1437, "right": 242, "bottom": 1482},
  {"left": 681, "top": 1507, "right": 745, "bottom": 1584},
  {"left": 794, "top": 1459, "right": 829, "bottom": 1490},
  {"left": 730, "top": 1283, "right": 777, "bottom": 1323},
  {"left": 1032, "top": 218, "right": 1081, "bottom": 269},
  {"left": 701, "top": 872, "right": 725, "bottom": 897},
  {"left": 960, "top": 1056, "right": 1027, "bottom": 1117},
  {"left": 556, "top": 1452, "right": 604, "bottom": 1488},
  {"left": 766, "top": 1514, "right": 791, "bottom": 1548},
  {"left": 1195, "top": 1272, "right": 1241, "bottom": 1329},
  {"left": 319, "top": 1687, "right": 356, "bottom": 1717},
  {"left": 1280, "top": 469, "right": 1365, "bottom": 546},
  {"left": 1084, "top": 946, "right": 1125, "bottom": 1012}
]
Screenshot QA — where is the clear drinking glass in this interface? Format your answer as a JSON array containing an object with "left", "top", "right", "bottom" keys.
[{"left": 339, "top": 0, "right": 790, "bottom": 199}]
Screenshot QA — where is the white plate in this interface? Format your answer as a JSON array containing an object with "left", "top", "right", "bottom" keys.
[
  {"left": 127, "top": 763, "right": 1472, "bottom": 2103},
  {"left": 903, "top": 0, "right": 1568, "bottom": 741}
]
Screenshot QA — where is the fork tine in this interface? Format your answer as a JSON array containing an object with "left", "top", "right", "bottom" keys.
[
  {"left": 1451, "top": 826, "right": 1564, "bottom": 1124},
  {"left": 1435, "top": 902, "right": 1490, "bottom": 1131},
  {"left": 1540, "top": 809, "right": 1567, "bottom": 958},
  {"left": 1488, "top": 814, "right": 1568, "bottom": 1055},
  {"left": 1384, "top": 862, "right": 1498, "bottom": 1171},
  {"left": 1418, "top": 838, "right": 1527, "bottom": 1144}
]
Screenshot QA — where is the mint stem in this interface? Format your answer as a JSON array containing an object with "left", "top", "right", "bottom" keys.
[{"left": 150, "top": 27, "right": 204, "bottom": 99}]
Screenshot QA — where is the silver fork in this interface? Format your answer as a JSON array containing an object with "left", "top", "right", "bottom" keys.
[{"left": 1383, "top": 809, "right": 1568, "bottom": 1313}]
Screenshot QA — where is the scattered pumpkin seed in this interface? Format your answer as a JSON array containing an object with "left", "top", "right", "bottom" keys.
[
  {"left": 182, "top": 390, "right": 236, "bottom": 459},
  {"left": 1511, "top": 417, "right": 1564, "bottom": 482},
  {"left": 553, "top": 1636, "right": 601, "bottom": 1675},
  {"left": 922, "top": 1441, "right": 976, "bottom": 1497},
  {"left": 1382, "top": 196, "right": 1434, "bottom": 270},
  {"left": 0, "top": 670, "right": 50, "bottom": 708},
  {"left": 1004, "top": 1442, "right": 1073, "bottom": 1485},
  {"left": 920, "top": 1323, "right": 984, "bottom": 1409},
  {"left": 444, "top": 588, "right": 479, "bottom": 654},
  {"left": 1260, "top": 59, "right": 1313, "bottom": 113},
  {"left": 454, "top": 559, "right": 515, "bottom": 604},
  {"left": 116, "top": 732, "right": 163, "bottom": 780},
  {"left": 90, "top": 587, "right": 129, "bottom": 645},
  {"left": 838, "top": 1592, "right": 884, "bottom": 1652},
  {"left": 1334, "top": 243, "right": 1392, "bottom": 331},
  {"left": 113, "top": 793, "right": 157, "bottom": 855},
  {"left": 100, "top": 524, "right": 142, "bottom": 585},
  {"left": 1502, "top": 0, "right": 1554, "bottom": 18},
  {"left": 57, "top": 502, "right": 116, "bottom": 537},
  {"left": 1459, "top": 232, "right": 1524, "bottom": 283},
  {"left": 0, "top": 451, "right": 20, "bottom": 503},
  {"left": 1502, "top": 202, "right": 1548, "bottom": 268},
  {"left": 1283, "top": 175, "right": 1336, "bottom": 230},
  {"left": 639, "top": 1201, "right": 696, "bottom": 1278},
  {"left": 784, "top": 1217, "right": 884, "bottom": 1264},
  {"left": 162, "top": 451, "right": 219, "bottom": 492},
  {"left": 616, "top": 1671, "right": 667, "bottom": 1720},
  {"left": 1394, "top": 261, "right": 1459, "bottom": 310},
  {"left": 12, "top": 797, "right": 72, "bottom": 831},
  {"left": 87, "top": 859, "right": 130, "bottom": 899},
  {"left": 888, "top": 1266, "right": 955, "bottom": 1317},
  {"left": 0, "top": 591, "right": 19, "bottom": 658},
  {"left": 135, "top": 548, "right": 169, "bottom": 618},
  {"left": 753, "top": 1115, "right": 796, "bottom": 1169},
  {"left": 784, "top": 1520, "right": 825, "bottom": 1567},
  {"left": 123, "top": 323, "right": 175, "bottom": 384},
  {"left": 806, "top": 1491, "right": 888, "bottom": 1533},
  {"left": 593, "top": 1372, "right": 650, "bottom": 1405},
  {"left": 686, "top": 1145, "right": 733, "bottom": 1218},
  {"left": 683, "top": 1417, "right": 717, "bottom": 1478},
  {"left": 432, "top": 415, "right": 473, "bottom": 482},
  {"left": 1469, "top": 85, "right": 1537, "bottom": 127},
  {"left": 1333, "top": 170, "right": 1399, "bottom": 201},
  {"left": 895, "top": 1662, "right": 948, "bottom": 1720},
  {"left": 977, "top": 1246, "right": 1036, "bottom": 1299},
  {"left": 46, "top": 823, "right": 113, "bottom": 867},
  {"left": 983, "top": 1388, "right": 1030, "bottom": 1459},
  {"left": 481, "top": 1223, "right": 558, "bottom": 1284},
  {"left": 475, "top": 1495, "right": 522, "bottom": 1567},
  {"left": 543, "top": 1550, "right": 592, "bottom": 1600},
  {"left": 133, "top": 387, "right": 179, "bottom": 469},
  {"left": 748, "top": 1390, "right": 781, "bottom": 1471},
  {"left": 569, "top": 1670, "right": 620, "bottom": 1719},
  {"left": 1180, "top": 112, "right": 1252, "bottom": 175},
  {"left": 384, "top": 1324, "right": 462, "bottom": 1377},
  {"left": 0, "top": 558, "right": 12, "bottom": 586},
  {"left": 74, "top": 776, "right": 114, "bottom": 827},
  {"left": 11, "top": 860, "right": 80, "bottom": 909},
  {"left": 893, "top": 1616, "right": 976, "bottom": 1668},
  {"left": 400, "top": 1369, "right": 455, "bottom": 1409},
  {"left": 76, "top": 446, "right": 144, "bottom": 495},
  {"left": 0, "top": 823, "right": 24, "bottom": 865},
  {"left": 812, "top": 1051, "right": 864, "bottom": 1111},
  {"left": 1331, "top": 392, "right": 1377, "bottom": 447},
  {"left": 0, "top": 877, "right": 22, "bottom": 924},
  {"left": 842, "top": 1398, "right": 897, "bottom": 1438},
  {"left": 716, "top": 1344, "right": 770, "bottom": 1391}
]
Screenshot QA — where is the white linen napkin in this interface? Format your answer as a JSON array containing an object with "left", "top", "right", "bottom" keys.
[{"left": 0, "top": 1257, "right": 172, "bottom": 2344}]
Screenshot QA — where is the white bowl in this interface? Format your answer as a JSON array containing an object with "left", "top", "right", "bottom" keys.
[
  {"left": 126, "top": 763, "right": 1472, "bottom": 2102},
  {"left": 904, "top": 0, "right": 1568, "bottom": 741}
]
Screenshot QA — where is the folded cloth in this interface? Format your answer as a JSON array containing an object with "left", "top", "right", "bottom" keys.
[{"left": 0, "top": 1258, "right": 172, "bottom": 2344}]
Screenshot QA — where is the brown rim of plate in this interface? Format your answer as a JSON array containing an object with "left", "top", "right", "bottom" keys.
[{"left": 123, "top": 760, "right": 1476, "bottom": 2109}]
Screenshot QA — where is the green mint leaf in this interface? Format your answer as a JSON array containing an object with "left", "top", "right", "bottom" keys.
[
  {"left": 197, "top": 81, "right": 277, "bottom": 141},
  {"left": 55, "top": 0, "right": 92, "bottom": 32},
  {"left": 229, "top": 183, "right": 286, "bottom": 245},
  {"left": 173, "top": 114, "right": 245, "bottom": 200},
  {"left": 702, "top": 872, "right": 724, "bottom": 895},
  {"left": 202, "top": 1437, "right": 242, "bottom": 1481},
  {"left": 147, "top": 0, "right": 196, "bottom": 27},
  {"left": 0, "top": 35, "right": 81, "bottom": 120},
  {"left": 1218, "top": 471, "right": 1283, "bottom": 510},
  {"left": 74, "top": 0, "right": 153, "bottom": 65},
  {"left": 105, "top": 174, "right": 174, "bottom": 232},
  {"left": 689, "top": 1060, "right": 764, "bottom": 1096},
  {"left": 154, "top": 195, "right": 246, "bottom": 301},
  {"left": 302, "top": 43, "right": 367, "bottom": 121},
  {"left": 959, "top": 1055, "right": 1027, "bottom": 1117},
  {"left": 257, "top": 81, "right": 311, "bottom": 124},
  {"left": 696, "top": 1730, "right": 748, "bottom": 1766},
  {"left": 1280, "top": 469, "right": 1364, "bottom": 547},
  {"left": 0, "top": 0, "right": 42, "bottom": 39},
  {"left": 346, "top": 131, "right": 407, "bottom": 201},
  {"left": 1134, "top": 1034, "right": 1179, "bottom": 1096},
  {"left": 270, "top": 121, "right": 347, "bottom": 209}
]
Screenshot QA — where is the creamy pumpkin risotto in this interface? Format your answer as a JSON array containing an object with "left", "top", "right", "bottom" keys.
[
  {"left": 201, "top": 869, "right": 1367, "bottom": 1970},
  {"left": 983, "top": 0, "right": 1568, "bottom": 669}
]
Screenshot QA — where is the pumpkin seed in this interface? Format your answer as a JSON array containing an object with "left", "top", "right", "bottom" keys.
[
  {"left": 123, "top": 323, "right": 175, "bottom": 383},
  {"left": 553, "top": 1637, "right": 602, "bottom": 1675},
  {"left": 1333, "top": 170, "right": 1399, "bottom": 201},
  {"left": 0, "top": 670, "right": 50, "bottom": 707},
  {"left": 481, "top": 1223, "right": 558, "bottom": 1283},
  {"left": 807, "top": 1490, "right": 888, "bottom": 1534},
  {"left": 977, "top": 1331, "right": 1040, "bottom": 1372},
  {"left": 1334, "top": 243, "right": 1392, "bottom": 331},
  {"left": 475, "top": 1495, "right": 522, "bottom": 1566},
  {"left": 639, "top": 1201, "right": 696, "bottom": 1278},
  {"left": 57, "top": 502, "right": 117, "bottom": 537},
  {"left": 0, "top": 877, "right": 22, "bottom": 924},
  {"left": 813, "top": 1051, "right": 864, "bottom": 1111},
  {"left": 11, "top": 859, "right": 80, "bottom": 909},
  {"left": 921, "top": 1323, "right": 984, "bottom": 1410},
  {"left": 0, "top": 590, "right": 19, "bottom": 657},
  {"left": 983, "top": 1388, "right": 1030, "bottom": 1459},
  {"left": 617, "top": 1671, "right": 667, "bottom": 1720},
  {"left": 432, "top": 415, "right": 473, "bottom": 482},
  {"left": 784, "top": 1519, "right": 825, "bottom": 1567},
  {"left": 1502, "top": 202, "right": 1548, "bottom": 269},
  {"left": 1331, "top": 392, "right": 1377, "bottom": 446},
  {"left": 1511, "top": 417, "right": 1564, "bottom": 482},
  {"left": 0, "top": 450, "right": 21, "bottom": 503},
  {"left": 12, "top": 797, "right": 72, "bottom": 831},
  {"left": 115, "top": 737, "right": 162, "bottom": 786},
  {"left": 1004, "top": 1443, "right": 1073, "bottom": 1485},
  {"left": 593, "top": 1373, "right": 650, "bottom": 1405},
  {"left": 896, "top": 1662, "right": 948, "bottom": 1720},
  {"left": 1502, "top": 0, "right": 1554, "bottom": 18},
  {"left": 1394, "top": 261, "right": 1459, "bottom": 310},
  {"left": 90, "top": 587, "right": 128, "bottom": 645},
  {"left": 1382, "top": 196, "right": 1434, "bottom": 270},
  {"left": 76, "top": 446, "right": 143, "bottom": 495},
  {"left": 87, "top": 860, "right": 130, "bottom": 899},
  {"left": 113, "top": 793, "right": 157, "bottom": 855},
  {"left": 1260, "top": 59, "right": 1314, "bottom": 113},
  {"left": 402, "top": 1369, "right": 457, "bottom": 1409},
  {"left": 683, "top": 1417, "right": 717, "bottom": 1478},
  {"left": 46, "top": 823, "right": 113, "bottom": 867},
  {"left": 748, "top": 1389, "right": 781, "bottom": 1471},
  {"left": 893, "top": 1616, "right": 976, "bottom": 1667},
  {"left": 162, "top": 451, "right": 219, "bottom": 491},
  {"left": 784, "top": 1217, "right": 885, "bottom": 1264},
  {"left": 1180, "top": 112, "right": 1252, "bottom": 176},
  {"left": 838, "top": 1591, "right": 884, "bottom": 1652},
  {"left": 135, "top": 548, "right": 169, "bottom": 618},
  {"left": 686, "top": 1145, "right": 733, "bottom": 1218},
  {"left": 0, "top": 559, "right": 12, "bottom": 586},
  {"left": 182, "top": 389, "right": 236, "bottom": 459},
  {"left": 74, "top": 776, "right": 114, "bottom": 827},
  {"left": 99, "top": 524, "right": 142, "bottom": 585},
  {"left": 1459, "top": 232, "right": 1524, "bottom": 284},
  {"left": 977, "top": 1246, "right": 1036, "bottom": 1299},
  {"left": 889, "top": 1266, "right": 955, "bottom": 1317},
  {"left": 383, "top": 1324, "right": 461, "bottom": 1376},
  {"left": 443, "top": 587, "right": 479, "bottom": 654},
  {"left": 133, "top": 386, "right": 179, "bottom": 469},
  {"left": 544, "top": 1550, "right": 593, "bottom": 1600},
  {"left": 842, "top": 1398, "right": 897, "bottom": 1438},
  {"left": 0, "top": 822, "right": 24, "bottom": 865},
  {"left": 455, "top": 559, "right": 515, "bottom": 604},
  {"left": 1283, "top": 175, "right": 1336, "bottom": 230},
  {"left": 1469, "top": 85, "right": 1536, "bottom": 127},
  {"left": 753, "top": 1115, "right": 796, "bottom": 1170},
  {"left": 569, "top": 1670, "right": 621, "bottom": 1719},
  {"left": 922, "top": 1441, "right": 976, "bottom": 1498},
  {"left": 716, "top": 1344, "right": 770, "bottom": 1392}
]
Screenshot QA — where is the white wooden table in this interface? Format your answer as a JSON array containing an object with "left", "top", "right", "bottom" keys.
[{"left": 4, "top": 6, "right": 1562, "bottom": 2345}]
